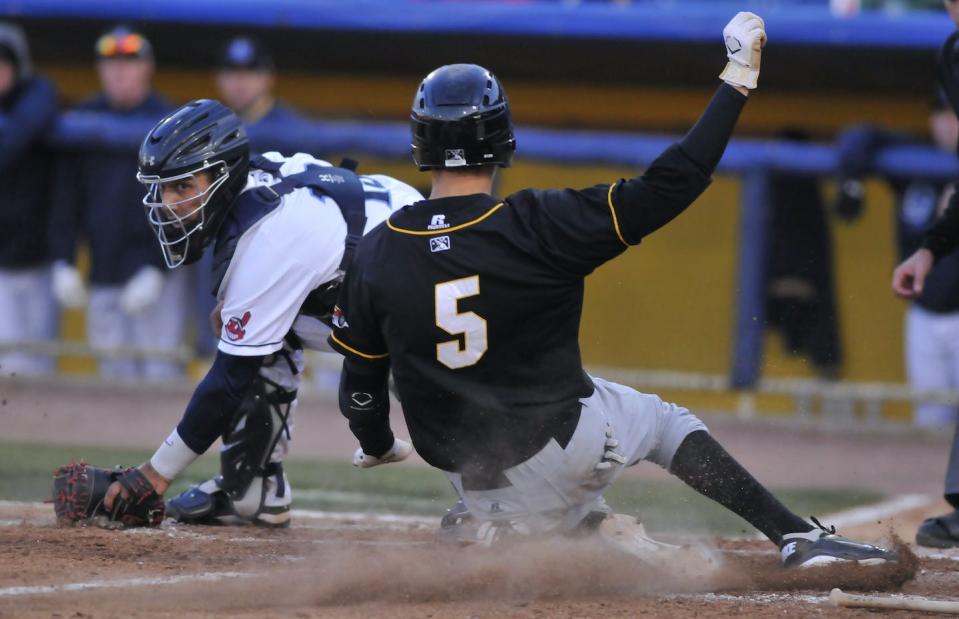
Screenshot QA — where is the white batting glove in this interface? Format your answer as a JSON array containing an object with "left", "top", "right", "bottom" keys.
[
  {"left": 719, "top": 12, "right": 766, "bottom": 90},
  {"left": 353, "top": 438, "right": 413, "bottom": 468},
  {"left": 119, "top": 266, "right": 165, "bottom": 315},
  {"left": 51, "top": 261, "right": 87, "bottom": 309},
  {"left": 594, "top": 436, "right": 628, "bottom": 472}
]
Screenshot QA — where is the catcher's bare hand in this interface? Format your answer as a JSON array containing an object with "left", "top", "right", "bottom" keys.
[
  {"left": 892, "top": 248, "right": 934, "bottom": 298},
  {"left": 104, "top": 463, "right": 170, "bottom": 511},
  {"left": 103, "top": 480, "right": 125, "bottom": 512}
]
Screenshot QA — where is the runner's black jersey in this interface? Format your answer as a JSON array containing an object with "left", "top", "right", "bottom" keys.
[{"left": 330, "top": 144, "right": 712, "bottom": 473}]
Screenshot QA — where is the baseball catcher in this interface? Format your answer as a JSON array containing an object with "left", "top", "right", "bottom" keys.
[
  {"left": 71, "top": 99, "right": 421, "bottom": 528},
  {"left": 52, "top": 462, "right": 164, "bottom": 528}
]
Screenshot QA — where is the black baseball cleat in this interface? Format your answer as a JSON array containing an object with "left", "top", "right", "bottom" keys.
[
  {"left": 916, "top": 509, "right": 959, "bottom": 548},
  {"left": 780, "top": 517, "right": 895, "bottom": 568},
  {"left": 435, "top": 499, "right": 477, "bottom": 544}
]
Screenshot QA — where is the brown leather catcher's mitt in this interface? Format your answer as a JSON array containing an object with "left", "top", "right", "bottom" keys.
[{"left": 51, "top": 461, "right": 164, "bottom": 528}]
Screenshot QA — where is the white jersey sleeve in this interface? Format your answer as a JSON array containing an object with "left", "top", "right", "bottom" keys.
[{"left": 217, "top": 154, "right": 423, "bottom": 356}]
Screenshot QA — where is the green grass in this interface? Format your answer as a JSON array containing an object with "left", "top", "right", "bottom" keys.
[{"left": 1, "top": 440, "right": 881, "bottom": 536}]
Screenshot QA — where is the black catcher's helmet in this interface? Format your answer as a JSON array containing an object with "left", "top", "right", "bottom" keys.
[
  {"left": 137, "top": 99, "right": 249, "bottom": 268},
  {"left": 410, "top": 64, "right": 516, "bottom": 171}
]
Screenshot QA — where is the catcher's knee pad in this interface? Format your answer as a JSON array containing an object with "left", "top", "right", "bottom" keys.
[{"left": 219, "top": 372, "right": 295, "bottom": 502}]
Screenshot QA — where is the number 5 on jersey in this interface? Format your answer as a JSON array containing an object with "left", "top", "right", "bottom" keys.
[{"left": 435, "top": 276, "right": 487, "bottom": 369}]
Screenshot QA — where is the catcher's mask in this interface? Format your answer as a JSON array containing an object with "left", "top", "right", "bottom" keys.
[
  {"left": 410, "top": 63, "right": 516, "bottom": 171},
  {"left": 137, "top": 99, "right": 249, "bottom": 268}
]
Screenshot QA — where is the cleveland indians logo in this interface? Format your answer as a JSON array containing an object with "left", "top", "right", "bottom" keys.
[
  {"left": 225, "top": 311, "right": 252, "bottom": 342},
  {"left": 331, "top": 306, "right": 349, "bottom": 329}
]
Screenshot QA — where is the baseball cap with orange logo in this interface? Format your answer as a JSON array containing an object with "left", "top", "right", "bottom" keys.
[{"left": 95, "top": 27, "right": 153, "bottom": 60}]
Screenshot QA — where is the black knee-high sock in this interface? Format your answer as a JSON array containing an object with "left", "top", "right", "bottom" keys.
[{"left": 668, "top": 430, "right": 813, "bottom": 545}]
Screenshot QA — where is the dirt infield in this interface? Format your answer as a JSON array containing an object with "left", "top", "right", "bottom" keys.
[
  {"left": 3, "top": 377, "right": 959, "bottom": 616},
  {"left": 0, "top": 502, "right": 939, "bottom": 618}
]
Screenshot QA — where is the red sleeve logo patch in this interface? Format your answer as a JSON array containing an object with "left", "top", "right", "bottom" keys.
[
  {"left": 331, "top": 305, "right": 349, "bottom": 329},
  {"left": 225, "top": 311, "right": 252, "bottom": 342}
]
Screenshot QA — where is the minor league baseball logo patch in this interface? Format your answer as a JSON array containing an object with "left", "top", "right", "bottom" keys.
[
  {"left": 444, "top": 149, "right": 467, "bottom": 167},
  {"left": 225, "top": 311, "right": 252, "bottom": 342},
  {"left": 430, "top": 236, "right": 451, "bottom": 253}
]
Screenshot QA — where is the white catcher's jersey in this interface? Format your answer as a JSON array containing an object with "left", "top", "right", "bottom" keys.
[{"left": 216, "top": 152, "right": 423, "bottom": 357}]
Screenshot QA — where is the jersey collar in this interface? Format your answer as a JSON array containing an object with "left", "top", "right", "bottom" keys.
[{"left": 387, "top": 194, "right": 503, "bottom": 236}]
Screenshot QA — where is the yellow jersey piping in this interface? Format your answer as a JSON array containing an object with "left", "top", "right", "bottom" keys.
[
  {"left": 387, "top": 202, "right": 505, "bottom": 236},
  {"left": 607, "top": 182, "right": 628, "bottom": 247},
  {"left": 329, "top": 332, "right": 389, "bottom": 360}
]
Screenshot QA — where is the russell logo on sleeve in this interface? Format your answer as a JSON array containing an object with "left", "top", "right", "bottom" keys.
[{"left": 225, "top": 311, "right": 252, "bottom": 342}]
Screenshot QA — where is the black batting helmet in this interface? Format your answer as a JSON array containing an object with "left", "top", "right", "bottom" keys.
[
  {"left": 410, "top": 63, "right": 516, "bottom": 171},
  {"left": 137, "top": 99, "right": 249, "bottom": 268}
]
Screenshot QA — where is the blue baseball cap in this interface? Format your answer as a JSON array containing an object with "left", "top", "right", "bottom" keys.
[{"left": 216, "top": 36, "right": 274, "bottom": 72}]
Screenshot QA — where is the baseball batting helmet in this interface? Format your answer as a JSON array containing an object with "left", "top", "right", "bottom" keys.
[
  {"left": 137, "top": 99, "right": 249, "bottom": 268},
  {"left": 410, "top": 63, "right": 516, "bottom": 171}
]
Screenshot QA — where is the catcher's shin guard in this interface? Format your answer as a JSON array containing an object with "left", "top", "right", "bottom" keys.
[
  {"left": 218, "top": 373, "right": 294, "bottom": 501},
  {"left": 166, "top": 348, "right": 298, "bottom": 527},
  {"left": 231, "top": 463, "right": 291, "bottom": 527}
]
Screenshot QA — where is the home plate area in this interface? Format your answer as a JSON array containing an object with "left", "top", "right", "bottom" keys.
[{"left": 1, "top": 501, "right": 956, "bottom": 618}]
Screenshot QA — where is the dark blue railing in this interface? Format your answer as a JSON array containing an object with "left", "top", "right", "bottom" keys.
[
  {"left": 48, "top": 111, "right": 959, "bottom": 386},
  {"left": 2, "top": 0, "right": 953, "bottom": 50}
]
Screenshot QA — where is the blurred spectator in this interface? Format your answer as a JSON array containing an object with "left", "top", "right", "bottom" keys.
[
  {"left": 214, "top": 36, "right": 305, "bottom": 144},
  {"left": 189, "top": 36, "right": 308, "bottom": 359},
  {"left": 835, "top": 93, "right": 959, "bottom": 427},
  {"left": 765, "top": 129, "right": 842, "bottom": 379},
  {"left": 47, "top": 26, "right": 187, "bottom": 381},
  {"left": 0, "top": 23, "right": 59, "bottom": 377}
]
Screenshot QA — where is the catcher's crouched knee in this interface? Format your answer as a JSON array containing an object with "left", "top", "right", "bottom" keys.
[{"left": 51, "top": 462, "right": 165, "bottom": 528}]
